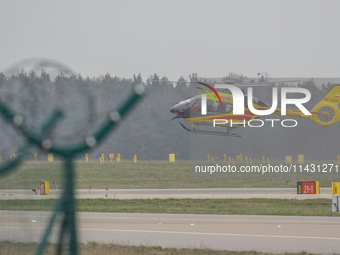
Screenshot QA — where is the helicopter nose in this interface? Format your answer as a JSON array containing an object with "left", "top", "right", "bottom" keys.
[{"left": 170, "top": 98, "right": 192, "bottom": 117}]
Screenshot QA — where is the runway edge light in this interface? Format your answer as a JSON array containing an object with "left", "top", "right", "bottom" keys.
[
  {"left": 332, "top": 182, "right": 340, "bottom": 195},
  {"left": 298, "top": 154, "right": 304, "bottom": 164},
  {"left": 169, "top": 154, "right": 175, "bottom": 162},
  {"left": 285, "top": 156, "right": 292, "bottom": 164},
  {"left": 48, "top": 153, "right": 54, "bottom": 162}
]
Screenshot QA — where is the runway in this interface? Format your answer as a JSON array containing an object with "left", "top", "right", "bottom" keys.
[
  {"left": 0, "top": 187, "right": 333, "bottom": 200},
  {"left": 0, "top": 210, "right": 339, "bottom": 254}
]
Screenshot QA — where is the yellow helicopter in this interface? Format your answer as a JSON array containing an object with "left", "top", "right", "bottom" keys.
[{"left": 170, "top": 80, "right": 340, "bottom": 137}]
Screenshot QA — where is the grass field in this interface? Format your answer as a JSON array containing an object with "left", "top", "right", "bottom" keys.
[
  {"left": 0, "top": 241, "right": 322, "bottom": 255},
  {"left": 0, "top": 161, "right": 339, "bottom": 189},
  {"left": 0, "top": 198, "right": 338, "bottom": 217}
]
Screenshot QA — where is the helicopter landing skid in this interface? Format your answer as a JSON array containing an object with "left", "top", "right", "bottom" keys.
[{"left": 179, "top": 122, "right": 242, "bottom": 137}]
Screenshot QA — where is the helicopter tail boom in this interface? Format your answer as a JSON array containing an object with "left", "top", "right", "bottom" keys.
[{"left": 308, "top": 85, "right": 340, "bottom": 127}]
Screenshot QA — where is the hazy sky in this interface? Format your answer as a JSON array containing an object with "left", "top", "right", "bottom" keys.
[{"left": 1, "top": 0, "right": 340, "bottom": 80}]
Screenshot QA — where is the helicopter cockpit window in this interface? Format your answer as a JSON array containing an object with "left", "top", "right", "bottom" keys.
[
  {"left": 190, "top": 97, "right": 201, "bottom": 112},
  {"left": 252, "top": 98, "right": 268, "bottom": 107},
  {"left": 207, "top": 99, "right": 219, "bottom": 112},
  {"left": 177, "top": 98, "right": 191, "bottom": 112}
]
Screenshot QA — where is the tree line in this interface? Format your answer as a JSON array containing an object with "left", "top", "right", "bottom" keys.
[{"left": 0, "top": 71, "right": 338, "bottom": 161}]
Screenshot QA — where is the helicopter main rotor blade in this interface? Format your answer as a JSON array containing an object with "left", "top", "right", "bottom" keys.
[
  {"left": 232, "top": 80, "right": 303, "bottom": 87},
  {"left": 166, "top": 79, "right": 304, "bottom": 87}
]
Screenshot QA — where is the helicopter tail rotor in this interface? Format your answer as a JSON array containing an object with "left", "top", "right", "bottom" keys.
[{"left": 309, "top": 85, "right": 340, "bottom": 127}]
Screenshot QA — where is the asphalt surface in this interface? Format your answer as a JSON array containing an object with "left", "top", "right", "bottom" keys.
[
  {"left": 0, "top": 187, "right": 333, "bottom": 200},
  {"left": 0, "top": 210, "right": 339, "bottom": 254}
]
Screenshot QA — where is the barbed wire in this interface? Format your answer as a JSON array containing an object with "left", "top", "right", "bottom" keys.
[{"left": 0, "top": 81, "right": 146, "bottom": 255}]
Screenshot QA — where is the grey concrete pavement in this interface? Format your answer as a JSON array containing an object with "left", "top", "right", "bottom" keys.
[
  {"left": 0, "top": 188, "right": 333, "bottom": 200},
  {"left": 0, "top": 211, "right": 339, "bottom": 254}
]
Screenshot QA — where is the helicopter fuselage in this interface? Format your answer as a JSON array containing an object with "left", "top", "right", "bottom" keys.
[{"left": 170, "top": 92, "right": 309, "bottom": 128}]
